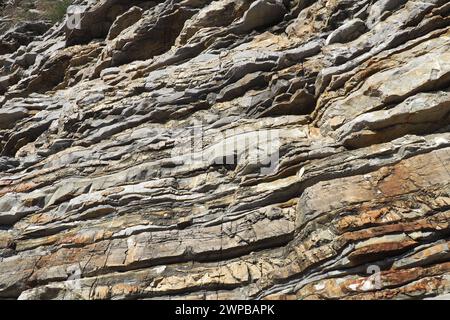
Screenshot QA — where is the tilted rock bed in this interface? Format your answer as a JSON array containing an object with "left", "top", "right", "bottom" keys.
[{"left": 0, "top": 0, "right": 450, "bottom": 300}]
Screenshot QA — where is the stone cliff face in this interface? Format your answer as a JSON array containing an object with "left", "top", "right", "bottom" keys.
[{"left": 0, "top": 0, "right": 450, "bottom": 300}]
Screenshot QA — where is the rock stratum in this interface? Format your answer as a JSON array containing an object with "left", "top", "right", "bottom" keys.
[{"left": 0, "top": 0, "right": 450, "bottom": 300}]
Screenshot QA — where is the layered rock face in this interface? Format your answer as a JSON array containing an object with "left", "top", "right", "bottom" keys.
[{"left": 0, "top": 0, "right": 450, "bottom": 300}]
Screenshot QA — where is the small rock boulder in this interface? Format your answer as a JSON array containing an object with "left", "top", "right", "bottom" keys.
[{"left": 326, "top": 18, "right": 367, "bottom": 45}]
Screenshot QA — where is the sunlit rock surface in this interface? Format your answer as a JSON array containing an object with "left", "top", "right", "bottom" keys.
[{"left": 0, "top": 0, "right": 450, "bottom": 300}]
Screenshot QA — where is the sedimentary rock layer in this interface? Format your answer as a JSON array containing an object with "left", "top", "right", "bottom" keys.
[{"left": 0, "top": 0, "right": 449, "bottom": 300}]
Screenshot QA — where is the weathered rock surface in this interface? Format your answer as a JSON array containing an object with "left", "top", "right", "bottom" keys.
[{"left": 0, "top": 0, "right": 449, "bottom": 300}]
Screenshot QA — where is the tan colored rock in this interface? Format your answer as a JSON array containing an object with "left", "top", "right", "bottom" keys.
[{"left": 1, "top": 0, "right": 450, "bottom": 301}]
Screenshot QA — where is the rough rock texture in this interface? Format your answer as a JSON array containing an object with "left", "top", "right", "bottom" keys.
[{"left": 1, "top": 0, "right": 450, "bottom": 300}]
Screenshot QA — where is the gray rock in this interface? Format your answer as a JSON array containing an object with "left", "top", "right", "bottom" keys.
[
  {"left": 0, "top": 0, "right": 449, "bottom": 301},
  {"left": 325, "top": 18, "right": 367, "bottom": 45}
]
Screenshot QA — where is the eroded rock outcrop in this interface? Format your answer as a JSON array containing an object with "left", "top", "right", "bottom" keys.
[{"left": 0, "top": 0, "right": 449, "bottom": 300}]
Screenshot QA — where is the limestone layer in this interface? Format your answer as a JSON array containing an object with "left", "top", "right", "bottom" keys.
[{"left": 0, "top": 0, "right": 450, "bottom": 300}]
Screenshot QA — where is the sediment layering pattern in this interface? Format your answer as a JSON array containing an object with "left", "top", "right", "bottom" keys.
[{"left": 0, "top": 0, "right": 450, "bottom": 300}]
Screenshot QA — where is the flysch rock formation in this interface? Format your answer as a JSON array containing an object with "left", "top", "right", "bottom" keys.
[{"left": 0, "top": 0, "right": 450, "bottom": 300}]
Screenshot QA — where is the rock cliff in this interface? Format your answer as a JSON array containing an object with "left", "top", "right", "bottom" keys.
[{"left": 0, "top": 0, "right": 450, "bottom": 300}]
